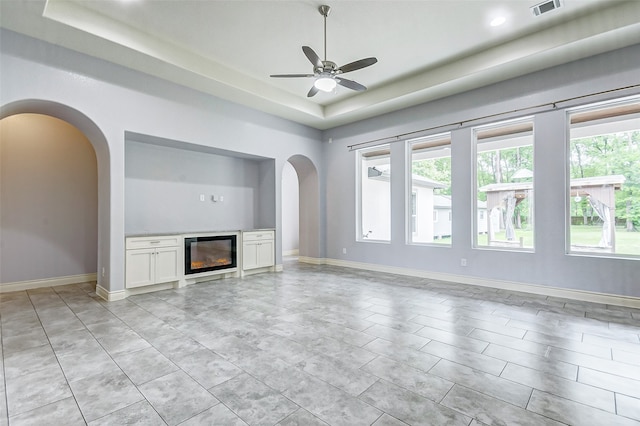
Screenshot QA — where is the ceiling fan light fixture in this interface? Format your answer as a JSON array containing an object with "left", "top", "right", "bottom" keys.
[
  {"left": 314, "top": 76, "right": 337, "bottom": 92},
  {"left": 270, "top": 5, "right": 376, "bottom": 97}
]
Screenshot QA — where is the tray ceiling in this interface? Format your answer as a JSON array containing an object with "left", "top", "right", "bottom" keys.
[{"left": 1, "top": 0, "right": 639, "bottom": 129}]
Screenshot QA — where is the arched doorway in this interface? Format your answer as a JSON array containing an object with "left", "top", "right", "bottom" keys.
[
  {"left": 284, "top": 155, "right": 321, "bottom": 261},
  {"left": 0, "top": 100, "right": 110, "bottom": 294}
]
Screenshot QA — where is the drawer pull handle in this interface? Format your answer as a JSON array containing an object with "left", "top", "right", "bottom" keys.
[{"left": 150, "top": 241, "right": 161, "bottom": 244}]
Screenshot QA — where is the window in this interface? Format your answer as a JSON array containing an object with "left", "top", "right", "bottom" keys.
[
  {"left": 568, "top": 96, "right": 640, "bottom": 257},
  {"left": 358, "top": 144, "right": 391, "bottom": 241},
  {"left": 408, "top": 133, "right": 451, "bottom": 244},
  {"left": 474, "top": 118, "right": 534, "bottom": 250}
]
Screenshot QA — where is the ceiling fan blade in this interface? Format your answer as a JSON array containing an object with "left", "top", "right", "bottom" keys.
[
  {"left": 307, "top": 85, "right": 319, "bottom": 97},
  {"left": 335, "top": 77, "right": 367, "bottom": 92},
  {"left": 338, "top": 57, "right": 378, "bottom": 74},
  {"left": 270, "top": 74, "right": 315, "bottom": 78},
  {"left": 302, "top": 46, "right": 323, "bottom": 68}
]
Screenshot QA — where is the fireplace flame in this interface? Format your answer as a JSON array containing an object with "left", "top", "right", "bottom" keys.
[{"left": 191, "top": 257, "right": 231, "bottom": 269}]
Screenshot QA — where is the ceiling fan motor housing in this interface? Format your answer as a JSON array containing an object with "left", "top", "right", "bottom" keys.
[{"left": 316, "top": 61, "right": 338, "bottom": 75}]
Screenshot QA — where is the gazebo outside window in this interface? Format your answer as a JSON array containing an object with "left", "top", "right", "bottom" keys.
[
  {"left": 474, "top": 117, "right": 534, "bottom": 250},
  {"left": 568, "top": 95, "right": 640, "bottom": 257}
]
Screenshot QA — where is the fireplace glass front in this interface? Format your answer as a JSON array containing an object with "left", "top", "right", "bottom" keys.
[{"left": 184, "top": 235, "right": 237, "bottom": 275}]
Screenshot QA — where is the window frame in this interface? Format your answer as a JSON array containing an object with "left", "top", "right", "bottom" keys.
[
  {"left": 407, "top": 132, "right": 452, "bottom": 246},
  {"left": 565, "top": 95, "right": 640, "bottom": 259},
  {"left": 411, "top": 192, "right": 417, "bottom": 235},
  {"left": 472, "top": 116, "right": 535, "bottom": 252},
  {"left": 356, "top": 144, "right": 392, "bottom": 243}
]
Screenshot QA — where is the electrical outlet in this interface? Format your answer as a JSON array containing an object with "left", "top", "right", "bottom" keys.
[
  {"left": 101, "top": 267, "right": 105, "bottom": 277},
  {"left": 460, "top": 258, "right": 467, "bottom": 267},
  {"left": 342, "top": 248, "right": 347, "bottom": 254},
  {"left": 199, "top": 194, "right": 205, "bottom": 202}
]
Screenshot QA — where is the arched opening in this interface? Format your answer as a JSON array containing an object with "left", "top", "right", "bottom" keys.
[
  {"left": 285, "top": 155, "right": 321, "bottom": 261},
  {"left": 0, "top": 100, "right": 110, "bottom": 294}
]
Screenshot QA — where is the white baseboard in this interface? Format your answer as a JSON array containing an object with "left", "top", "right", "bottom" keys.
[
  {"left": 308, "top": 258, "right": 640, "bottom": 309},
  {"left": 96, "top": 284, "right": 126, "bottom": 301},
  {"left": 0, "top": 273, "right": 97, "bottom": 293},
  {"left": 298, "top": 256, "right": 327, "bottom": 265},
  {"left": 241, "top": 264, "right": 281, "bottom": 277},
  {"left": 282, "top": 249, "right": 299, "bottom": 256},
  {"left": 126, "top": 282, "right": 176, "bottom": 297}
]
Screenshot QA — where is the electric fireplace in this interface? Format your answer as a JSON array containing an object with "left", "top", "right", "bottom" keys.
[{"left": 184, "top": 235, "right": 237, "bottom": 275}]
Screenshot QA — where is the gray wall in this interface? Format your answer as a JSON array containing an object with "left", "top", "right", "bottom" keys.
[
  {"left": 322, "top": 44, "right": 640, "bottom": 298},
  {"left": 257, "top": 159, "right": 276, "bottom": 231},
  {"left": 125, "top": 140, "right": 272, "bottom": 234},
  {"left": 281, "top": 161, "right": 300, "bottom": 254},
  {"left": 1, "top": 29, "right": 324, "bottom": 294},
  {"left": 0, "top": 114, "right": 98, "bottom": 283},
  {"left": 1, "top": 27, "right": 638, "bottom": 299}
]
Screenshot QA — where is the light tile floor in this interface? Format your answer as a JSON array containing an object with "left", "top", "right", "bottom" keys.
[{"left": 1, "top": 260, "right": 640, "bottom": 425}]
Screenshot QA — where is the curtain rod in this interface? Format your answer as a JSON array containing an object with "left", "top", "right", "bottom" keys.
[{"left": 346, "top": 84, "right": 640, "bottom": 151}]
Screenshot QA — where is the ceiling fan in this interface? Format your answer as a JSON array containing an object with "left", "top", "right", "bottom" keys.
[{"left": 270, "top": 5, "right": 377, "bottom": 98}]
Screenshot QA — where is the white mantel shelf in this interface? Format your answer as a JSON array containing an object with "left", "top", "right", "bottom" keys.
[{"left": 125, "top": 230, "right": 242, "bottom": 238}]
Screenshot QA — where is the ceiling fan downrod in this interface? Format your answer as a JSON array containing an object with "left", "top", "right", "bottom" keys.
[{"left": 319, "top": 5, "right": 331, "bottom": 62}]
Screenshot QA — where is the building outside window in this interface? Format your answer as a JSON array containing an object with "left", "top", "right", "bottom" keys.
[
  {"left": 408, "top": 133, "right": 451, "bottom": 245},
  {"left": 568, "top": 96, "right": 640, "bottom": 257},
  {"left": 474, "top": 117, "right": 534, "bottom": 250},
  {"left": 358, "top": 144, "right": 391, "bottom": 241}
]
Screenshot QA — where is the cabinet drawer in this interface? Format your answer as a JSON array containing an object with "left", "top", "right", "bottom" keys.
[
  {"left": 126, "top": 235, "right": 181, "bottom": 249},
  {"left": 243, "top": 231, "right": 274, "bottom": 242}
]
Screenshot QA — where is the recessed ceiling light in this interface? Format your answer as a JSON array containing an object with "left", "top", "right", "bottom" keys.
[{"left": 490, "top": 16, "right": 506, "bottom": 27}]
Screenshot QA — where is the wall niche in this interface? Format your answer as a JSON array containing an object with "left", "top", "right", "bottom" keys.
[{"left": 125, "top": 134, "right": 275, "bottom": 235}]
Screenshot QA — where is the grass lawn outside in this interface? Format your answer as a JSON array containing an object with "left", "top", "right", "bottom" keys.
[
  {"left": 570, "top": 225, "right": 640, "bottom": 256},
  {"left": 421, "top": 225, "right": 640, "bottom": 256},
  {"left": 475, "top": 225, "right": 639, "bottom": 256},
  {"left": 478, "top": 229, "right": 534, "bottom": 249}
]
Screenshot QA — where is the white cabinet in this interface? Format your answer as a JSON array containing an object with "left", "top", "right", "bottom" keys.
[
  {"left": 126, "top": 236, "right": 181, "bottom": 288},
  {"left": 242, "top": 230, "right": 275, "bottom": 271}
]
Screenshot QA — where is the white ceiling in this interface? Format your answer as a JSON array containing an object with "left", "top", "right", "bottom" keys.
[{"left": 1, "top": 0, "right": 639, "bottom": 129}]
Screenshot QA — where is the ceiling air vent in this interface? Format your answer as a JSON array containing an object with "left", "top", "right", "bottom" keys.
[{"left": 531, "top": 0, "right": 562, "bottom": 16}]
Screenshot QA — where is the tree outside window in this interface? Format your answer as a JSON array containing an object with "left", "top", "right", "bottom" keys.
[{"left": 568, "top": 96, "right": 640, "bottom": 257}]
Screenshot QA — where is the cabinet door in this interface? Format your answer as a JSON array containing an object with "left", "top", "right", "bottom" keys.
[
  {"left": 243, "top": 242, "right": 259, "bottom": 270},
  {"left": 126, "top": 248, "right": 155, "bottom": 288},
  {"left": 257, "top": 240, "right": 275, "bottom": 268},
  {"left": 155, "top": 246, "right": 180, "bottom": 283}
]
